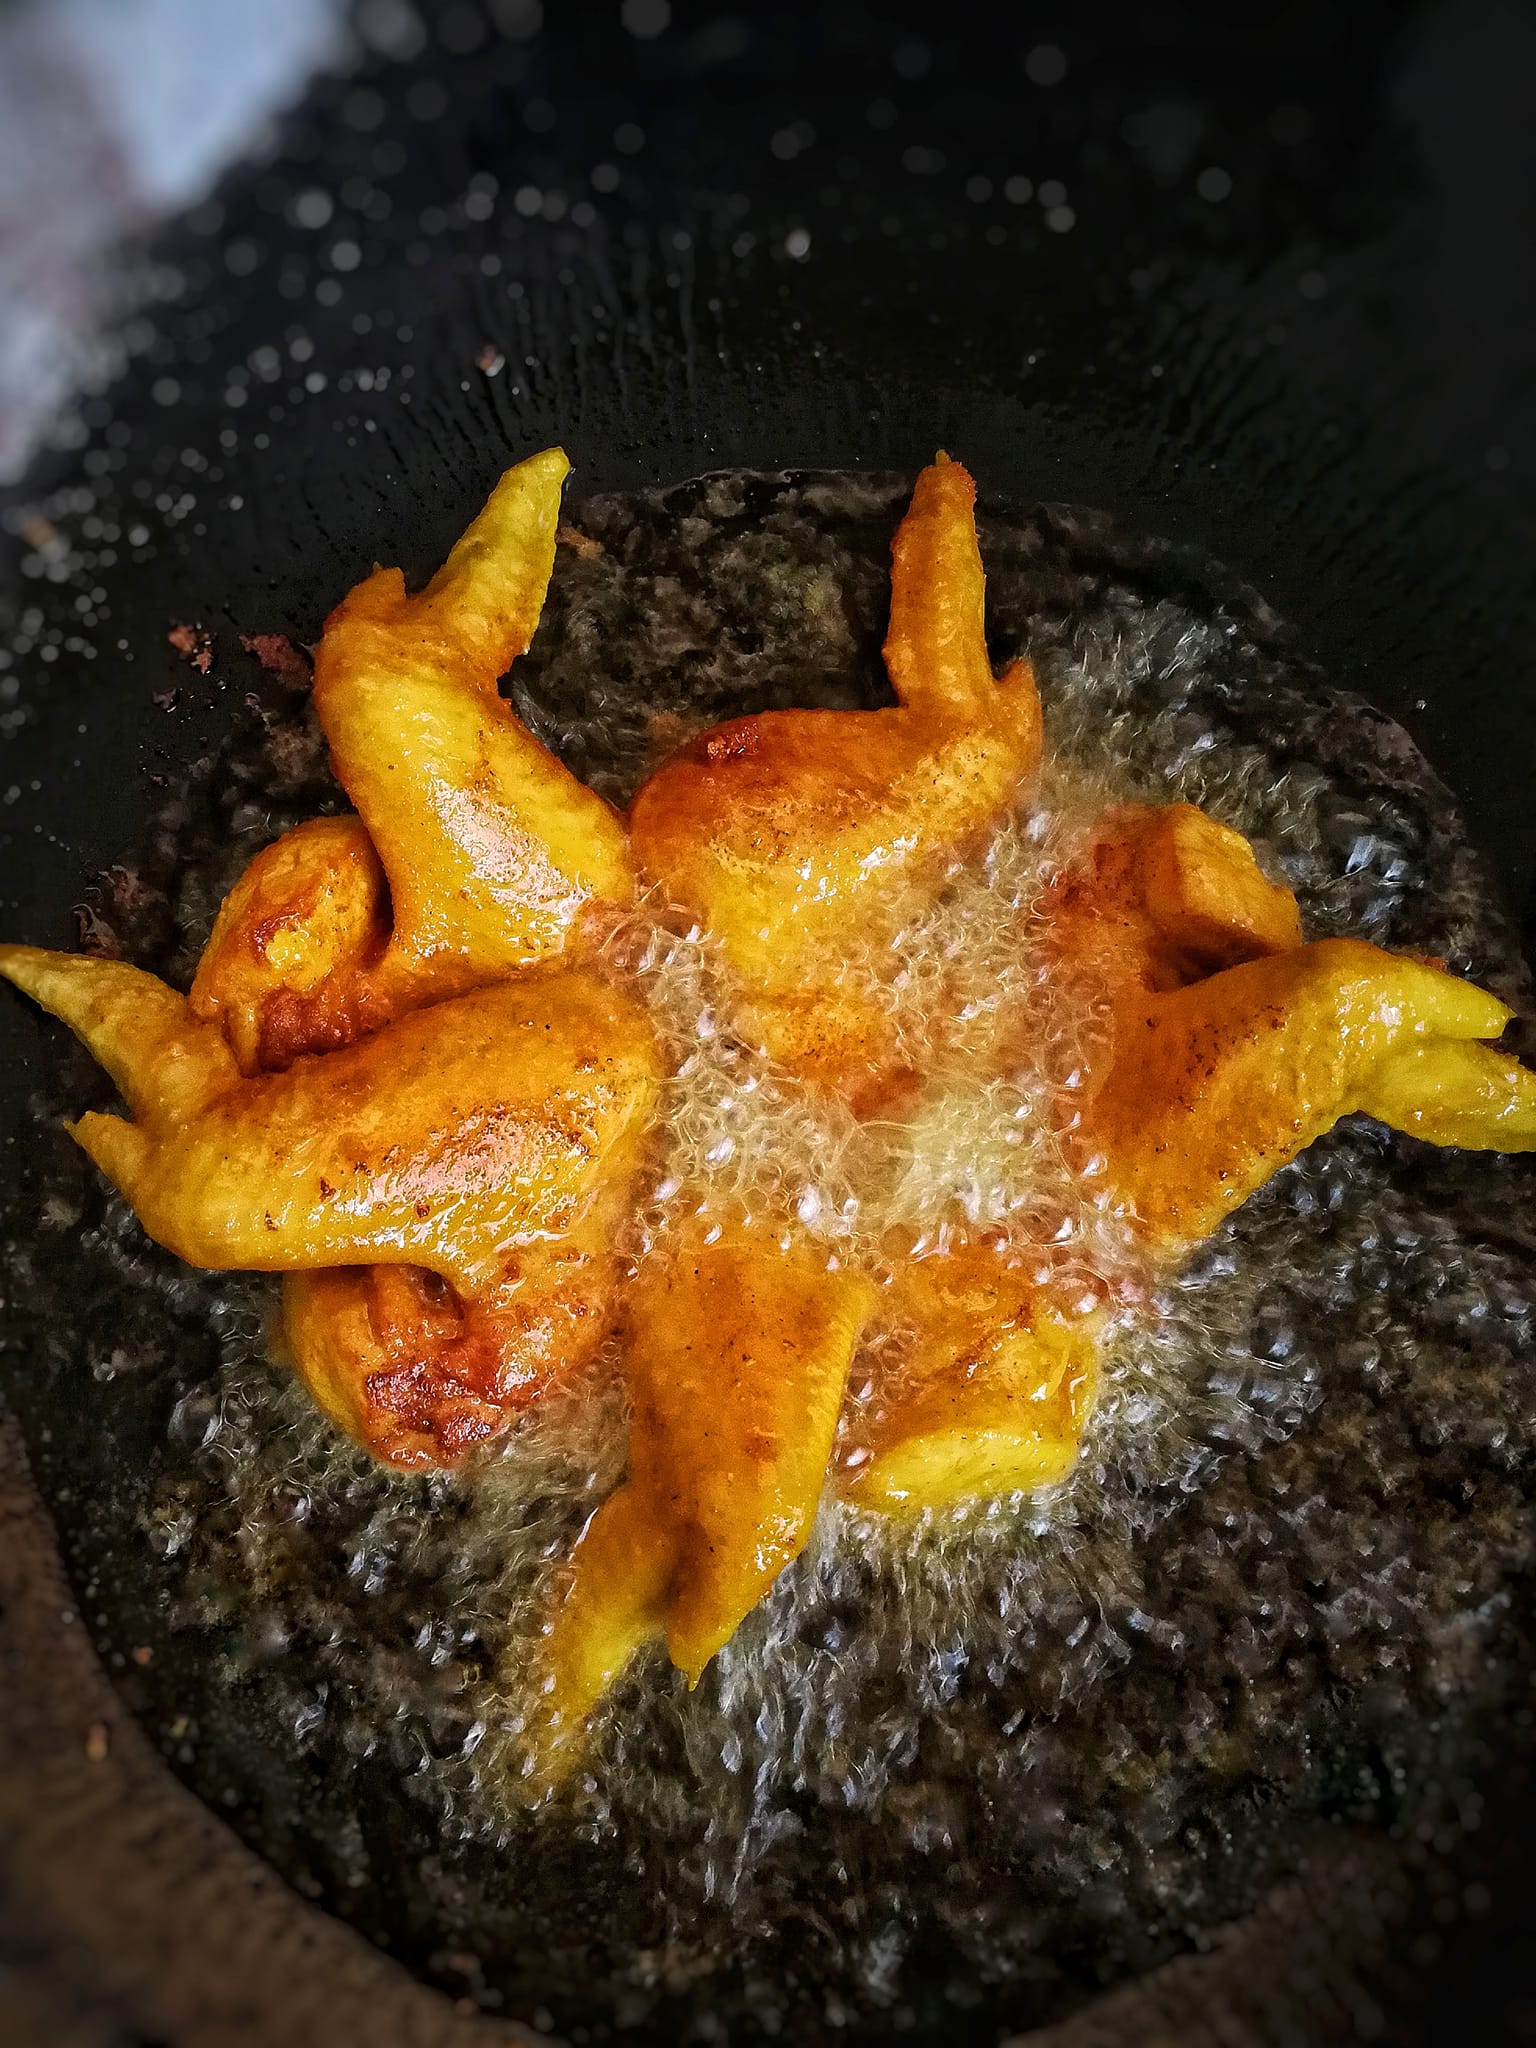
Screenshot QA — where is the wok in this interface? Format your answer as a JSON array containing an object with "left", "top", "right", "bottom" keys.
[{"left": 2, "top": 3, "right": 1534, "bottom": 2043}]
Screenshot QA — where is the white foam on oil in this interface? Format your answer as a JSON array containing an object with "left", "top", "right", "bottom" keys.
[{"left": 137, "top": 549, "right": 1533, "bottom": 2017}]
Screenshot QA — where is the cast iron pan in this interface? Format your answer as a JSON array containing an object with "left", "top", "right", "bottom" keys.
[{"left": 2, "top": 3, "right": 1535, "bottom": 2043}]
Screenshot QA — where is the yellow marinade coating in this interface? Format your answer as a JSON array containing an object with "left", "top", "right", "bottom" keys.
[
  {"left": 192, "top": 448, "right": 634, "bottom": 1076},
  {"left": 0, "top": 952, "right": 655, "bottom": 1292},
  {"left": 847, "top": 1243, "right": 1103, "bottom": 1513},
  {"left": 525, "top": 1219, "right": 874, "bottom": 1786},
  {"left": 1039, "top": 803, "right": 1536, "bottom": 1247}
]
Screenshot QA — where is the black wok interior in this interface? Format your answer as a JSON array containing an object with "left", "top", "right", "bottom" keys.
[{"left": 1, "top": 3, "right": 1534, "bottom": 2041}]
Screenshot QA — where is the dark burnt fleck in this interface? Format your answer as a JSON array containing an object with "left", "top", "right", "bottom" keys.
[
  {"left": 167, "top": 622, "right": 214, "bottom": 674},
  {"left": 240, "top": 632, "right": 313, "bottom": 693}
]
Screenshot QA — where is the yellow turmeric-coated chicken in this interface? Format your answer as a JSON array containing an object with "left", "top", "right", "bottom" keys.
[
  {"left": 1045, "top": 802, "right": 1536, "bottom": 1246},
  {"left": 4, "top": 442, "right": 1535, "bottom": 1781},
  {"left": 836, "top": 798, "right": 1536, "bottom": 1519},
  {"left": 191, "top": 447, "right": 634, "bottom": 1076},
  {"left": 526, "top": 1218, "right": 874, "bottom": 1785},
  {"left": 845, "top": 1242, "right": 1103, "bottom": 1513},
  {"left": 0, "top": 448, "right": 657, "bottom": 1467},
  {"left": 629, "top": 453, "right": 1041, "bottom": 1114},
  {"left": 0, "top": 944, "right": 660, "bottom": 1464}
]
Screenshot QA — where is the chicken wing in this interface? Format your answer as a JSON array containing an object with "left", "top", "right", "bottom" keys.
[
  {"left": 1084, "top": 937, "right": 1536, "bottom": 1243},
  {"left": 1043, "top": 803, "right": 1536, "bottom": 1245},
  {"left": 317, "top": 445, "right": 633, "bottom": 974},
  {"left": 527, "top": 1218, "right": 874, "bottom": 1781},
  {"left": 192, "top": 448, "right": 634, "bottom": 1075},
  {"left": 0, "top": 944, "right": 661, "bottom": 1460},
  {"left": 0, "top": 950, "right": 654, "bottom": 1288},
  {"left": 856, "top": 800, "right": 1536, "bottom": 1518},
  {"left": 628, "top": 455, "right": 1041, "bottom": 1113}
]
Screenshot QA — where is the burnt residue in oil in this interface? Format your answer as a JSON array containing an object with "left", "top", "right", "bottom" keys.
[{"left": 2, "top": 474, "right": 1535, "bottom": 2047}]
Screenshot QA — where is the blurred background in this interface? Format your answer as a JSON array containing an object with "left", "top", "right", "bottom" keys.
[
  {"left": 1, "top": 2, "right": 1534, "bottom": 2043},
  {"left": 0, "top": 0, "right": 349, "bottom": 479}
]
